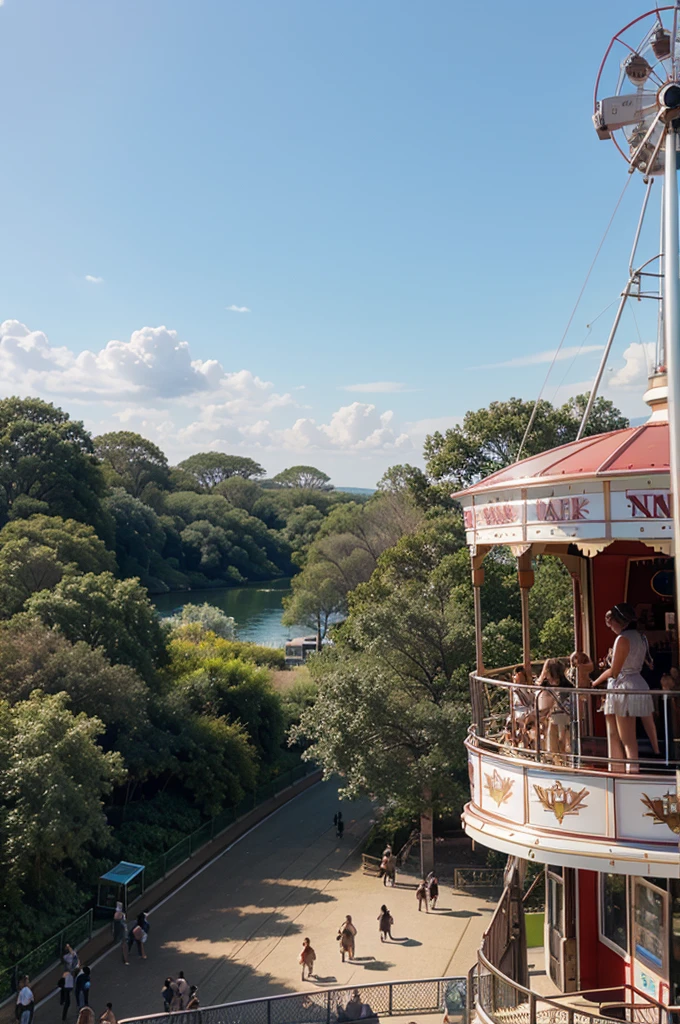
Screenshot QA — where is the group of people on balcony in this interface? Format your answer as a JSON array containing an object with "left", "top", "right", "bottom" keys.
[{"left": 504, "top": 602, "right": 677, "bottom": 773}]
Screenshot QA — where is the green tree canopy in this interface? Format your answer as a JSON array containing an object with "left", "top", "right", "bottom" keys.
[
  {"left": 424, "top": 394, "right": 628, "bottom": 490},
  {"left": 0, "top": 616, "right": 150, "bottom": 763},
  {"left": 0, "top": 691, "right": 124, "bottom": 890},
  {"left": 94, "top": 431, "right": 170, "bottom": 499},
  {"left": 177, "top": 453, "right": 265, "bottom": 490},
  {"left": 103, "top": 489, "right": 166, "bottom": 580},
  {"left": 0, "top": 540, "right": 65, "bottom": 616},
  {"left": 167, "top": 602, "right": 236, "bottom": 639},
  {"left": 272, "top": 465, "right": 333, "bottom": 491},
  {"left": 0, "top": 514, "right": 115, "bottom": 575},
  {"left": 292, "top": 518, "right": 474, "bottom": 829},
  {"left": 0, "top": 397, "right": 106, "bottom": 532},
  {"left": 27, "top": 572, "right": 167, "bottom": 681},
  {"left": 214, "top": 476, "right": 263, "bottom": 512}
]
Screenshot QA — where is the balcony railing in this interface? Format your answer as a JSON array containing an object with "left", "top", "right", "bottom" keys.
[
  {"left": 470, "top": 664, "right": 680, "bottom": 774},
  {"left": 471, "top": 950, "right": 674, "bottom": 1024}
]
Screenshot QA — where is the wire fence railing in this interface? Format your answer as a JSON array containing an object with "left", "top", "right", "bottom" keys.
[
  {"left": 0, "top": 762, "right": 317, "bottom": 1003},
  {"left": 119, "top": 975, "right": 469, "bottom": 1024},
  {"left": 0, "top": 909, "right": 94, "bottom": 1005}
]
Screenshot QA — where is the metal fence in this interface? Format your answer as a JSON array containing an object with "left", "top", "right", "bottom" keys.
[
  {"left": 0, "top": 763, "right": 317, "bottom": 1002},
  {"left": 120, "top": 975, "right": 468, "bottom": 1024},
  {"left": 473, "top": 951, "right": 664, "bottom": 1024},
  {"left": 0, "top": 909, "right": 94, "bottom": 1003}
]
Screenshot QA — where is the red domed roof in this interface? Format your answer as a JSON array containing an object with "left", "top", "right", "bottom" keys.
[{"left": 454, "top": 421, "right": 669, "bottom": 498}]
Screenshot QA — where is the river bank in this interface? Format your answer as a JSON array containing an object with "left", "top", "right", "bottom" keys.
[{"left": 153, "top": 578, "right": 305, "bottom": 647}]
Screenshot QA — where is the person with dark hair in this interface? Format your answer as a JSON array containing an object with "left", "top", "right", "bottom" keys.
[
  {"left": 536, "top": 659, "right": 573, "bottom": 756},
  {"left": 185, "top": 986, "right": 200, "bottom": 1010},
  {"left": 593, "top": 603, "right": 660, "bottom": 771},
  {"left": 99, "top": 1003, "right": 117, "bottom": 1024},
  {"left": 377, "top": 905, "right": 393, "bottom": 941},
  {"left": 75, "top": 966, "right": 91, "bottom": 1007}
]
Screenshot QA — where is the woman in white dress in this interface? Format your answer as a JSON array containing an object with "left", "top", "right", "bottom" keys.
[{"left": 592, "top": 603, "right": 659, "bottom": 772}]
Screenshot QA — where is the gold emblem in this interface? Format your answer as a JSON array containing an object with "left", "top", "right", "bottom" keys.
[
  {"left": 485, "top": 769, "right": 513, "bottom": 806},
  {"left": 533, "top": 781, "right": 589, "bottom": 823},
  {"left": 641, "top": 792, "right": 680, "bottom": 834}
]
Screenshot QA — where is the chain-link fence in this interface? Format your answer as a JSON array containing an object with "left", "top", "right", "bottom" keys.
[
  {"left": 0, "top": 762, "right": 317, "bottom": 1003},
  {"left": 120, "top": 976, "right": 468, "bottom": 1024}
]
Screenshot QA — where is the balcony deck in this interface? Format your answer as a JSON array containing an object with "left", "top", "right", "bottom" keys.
[{"left": 465, "top": 669, "right": 680, "bottom": 876}]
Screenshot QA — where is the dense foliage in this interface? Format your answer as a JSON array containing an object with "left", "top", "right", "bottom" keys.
[{"left": 0, "top": 389, "right": 626, "bottom": 964}]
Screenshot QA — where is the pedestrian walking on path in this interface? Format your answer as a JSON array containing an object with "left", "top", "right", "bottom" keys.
[
  {"left": 75, "top": 966, "right": 91, "bottom": 1007},
  {"left": 76, "top": 1008, "right": 94, "bottom": 1024},
  {"left": 378, "top": 905, "right": 393, "bottom": 941},
  {"left": 112, "top": 905, "right": 128, "bottom": 966},
  {"left": 161, "top": 979, "right": 174, "bottom": 1012},
  {"left": 186, "top": 986, "right": 200, "bottom": 1010},
  {"left": 338, "top": 915, "right": 356, "bottom": 962},
  {"left": 59, "top": 968, "right": 75, "bottom": 1021},
  {"left": 336, "top": 812, "right": 344, "bottom": 839},
  {"left": 100, "top": 1003, "right": 117, "bottom": 1024},
  {"left": 175, "top": 971, "right": 189, "bottom": 1009},
  {"left": 15, "top": 976, "right": 33, "bottom": 1024},
  {"left": 130, "top": 918, "right": 147, "bottom": 960},
  {"left": 299, "top": 937, "right": 317, "bottom": 981},
  {"left": 427, "top": 875, "right": 439, "bottom": 910},
  {"left": 416, "top": 880, "right": 429, "bottom": 913},
  {"left": 63, "top": 945, "right": 80, "bottom": 975}
]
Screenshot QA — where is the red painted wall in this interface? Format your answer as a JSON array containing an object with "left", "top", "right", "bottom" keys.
[
  {"left": 578, "top": 869, "right": 627, "bottom": 993},
  {"left": 590, "top": 542, "right": 658, "bottom": 661}
]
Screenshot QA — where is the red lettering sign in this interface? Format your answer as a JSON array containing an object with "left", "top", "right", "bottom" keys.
[
  {"left": 626, "top": 491, "right": 672, "bottom": 519},
  {"left": 535, "top": 497, "right": 590, "bottom": 522}
]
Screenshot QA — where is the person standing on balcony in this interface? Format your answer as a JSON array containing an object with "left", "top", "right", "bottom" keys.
[
  {"left": 536, "top": 659, "right": 573, "bottom": 756},
  {"left": 593, "top": 603, "right": 660, "bottom": 772}
]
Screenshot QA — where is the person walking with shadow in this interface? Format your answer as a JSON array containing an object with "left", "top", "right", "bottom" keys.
[
  {"left": 378, "top": 905, "right": 393, "bottom": 941},
  {"left": 427, "top": 874, "right": 439, "bottom": 910},
  {"left": 338, "top": 915, "right": 357, "bottom": 962},
  {"left": 416, "top": 880, "right": 429, "bottom": 912},
  {"left": 299, "top": 937, "right": 317, "bottom": 981},
  {"left": 336, "top": 812, "right": 344, "bottom": 839}
]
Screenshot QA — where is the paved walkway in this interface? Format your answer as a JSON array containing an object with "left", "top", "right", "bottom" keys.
[{"left": 42, "top": 781, "right": 494, "bottom": 1022}]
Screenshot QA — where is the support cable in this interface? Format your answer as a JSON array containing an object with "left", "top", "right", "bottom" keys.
[{"left": 515, "top": 173, "right": 633, "bottom": 463}]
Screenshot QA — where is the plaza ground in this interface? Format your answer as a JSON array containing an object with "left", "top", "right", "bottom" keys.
[{"left": 41, "top": 780, "right": 495, "bottom": 1021}]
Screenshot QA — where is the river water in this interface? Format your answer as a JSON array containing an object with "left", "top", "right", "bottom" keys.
[{"left": 153, "top": 578, "right": 303, "bottom": 648}]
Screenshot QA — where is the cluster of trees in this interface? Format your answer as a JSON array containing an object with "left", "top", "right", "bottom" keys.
[
  {"left": 0, "top": 398, "right": 358, "bottom": 964},
  {"left": 293, "top": 394, "right": 626, "bottom": 865}
]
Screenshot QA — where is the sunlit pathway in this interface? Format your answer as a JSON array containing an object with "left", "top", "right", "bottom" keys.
[{"left": 40, "top": 781, "right": 494, "bottom": 1022}]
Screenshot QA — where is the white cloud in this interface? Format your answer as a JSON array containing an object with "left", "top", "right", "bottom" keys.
[
  {"left": 608, "top": 341, "right": 654, "bottom": 390},
  {"left": 405, "top": 415, "right": 463, "bottom": 442},
  {"left": 279, "top": 402, "right": 411, "bottom": 452},
  {"left": 226, "top": 305, "right": 251, "bottom": 313},
  {"left": 85, "top": 275, "right": 103, "bottom": 284},
  {"left": 0, "top": 320, "right": 421, "bottom": 464},
  {"left": 473, "top": 344, "right": 605, "bottom": 369},
  {"left": 341, "top": 381, "right": 412, "bottom": 393}
]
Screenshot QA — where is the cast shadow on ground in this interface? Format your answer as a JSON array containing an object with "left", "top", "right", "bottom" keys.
[
  {"left": 253, "top": 879, "right": 339, "bottom": 907},
  {"left": 311, "top": 975, "right": 339, "bottom": 985},
  {"left": 441, "top": 909, "right": 482, "bottom": 918},
  {"left": 362, "top": 960, "right": 394, "bottom": 971},
  {"left": 210, "top": 908, "right": 304, "bottom": 936}
]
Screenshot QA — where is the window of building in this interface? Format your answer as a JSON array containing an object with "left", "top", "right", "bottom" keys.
[
  {"left": 600, "top": 874, "right": 628, "bottom": 955},
  {"left": 633, "top": 879, "right": 667, "bottom": 972}
]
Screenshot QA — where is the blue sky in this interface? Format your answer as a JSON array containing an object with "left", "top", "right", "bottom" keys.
[{"left": 0, "top": 0, "right": 667, "bottom": 485}]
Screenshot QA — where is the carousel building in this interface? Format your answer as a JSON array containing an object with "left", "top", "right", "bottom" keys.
[{"left": 459, "top": 8, "right": 680, "bottom": 1021}]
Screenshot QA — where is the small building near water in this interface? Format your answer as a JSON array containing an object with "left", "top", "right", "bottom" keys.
[{"left": 284, "top": 636, "right": 319, "bottom": 666}]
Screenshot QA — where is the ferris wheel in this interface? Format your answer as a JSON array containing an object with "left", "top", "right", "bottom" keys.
[{"left": 594, "top": 5, "right": 680, "bottom": 176}]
